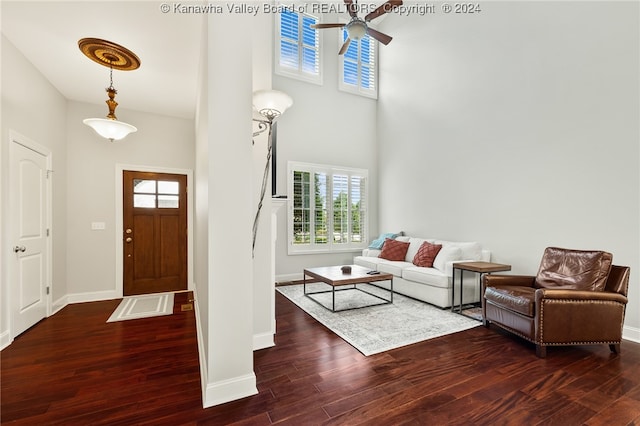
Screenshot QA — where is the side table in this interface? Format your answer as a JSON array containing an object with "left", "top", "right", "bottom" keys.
[{"left": 451, "top": 261, "right": 511, "bottom": 319}]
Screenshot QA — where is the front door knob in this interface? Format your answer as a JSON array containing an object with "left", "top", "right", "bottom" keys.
[{"left": 125, "top": 237, "right": 132, "bottom": 243}]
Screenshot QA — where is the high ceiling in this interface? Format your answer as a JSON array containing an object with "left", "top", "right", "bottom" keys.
[{"left": 2, "top": 1, "right": 202, "bottom": 119}]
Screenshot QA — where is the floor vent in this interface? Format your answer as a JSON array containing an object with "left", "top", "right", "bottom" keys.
[{"left": 181, "top": 304, "right": 193, "bottom": 312}]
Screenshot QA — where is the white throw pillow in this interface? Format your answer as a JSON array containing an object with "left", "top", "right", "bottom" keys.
[
  {"left": 435, "top": 240, "right": 482, "bottom": 261},
  {"left": 433, "top": 246, "right": 463, "bottom": 273}
]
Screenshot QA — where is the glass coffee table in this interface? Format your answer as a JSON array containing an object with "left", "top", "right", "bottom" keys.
[{"left": 303, "top": 265, "right": 394, "bottom": 312}]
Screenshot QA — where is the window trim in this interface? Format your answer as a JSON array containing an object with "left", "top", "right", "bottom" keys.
[
  {"left": 287, "top": 161, "right": 368, "bottom": 255},
  {"left": 338, "top": 26, "right": 378, "bottom": 99},
  {"left": 274, "top": 8, "right": 323, "bottom": 86}
]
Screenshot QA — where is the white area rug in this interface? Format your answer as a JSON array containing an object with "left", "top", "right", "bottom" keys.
[
  {"left": 107, "top": 292, "right": 175, "bottom": 323},
  {"left": 277, "top": 283, "right": 480, "bottom": 356}
]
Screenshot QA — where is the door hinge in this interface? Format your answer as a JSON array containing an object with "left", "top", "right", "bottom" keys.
[
  {"left": 46, "top": 286, "right": 50, "bottom": 295},
  {"left": 46, "top": 228, "right": 50, "bottom": 237},
  {"left": 47, "top": 170, "right": 54, "bottom": 179}
]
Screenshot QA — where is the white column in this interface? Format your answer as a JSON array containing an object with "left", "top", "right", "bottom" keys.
[{"left": 203, "top": 12, "right": 256, "bottom": 407}]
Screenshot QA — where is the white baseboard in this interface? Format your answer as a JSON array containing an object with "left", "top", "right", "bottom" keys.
[
  {"left": 192, "top": 284, "right": 259, "bottom": 407},
  {"left": 253, "top": 331, "right": 275, "bottom": 351},
  {"left": 51, "top": 295, "right": 68, "bottom": 316},
  {"left": 275, "top": 273, "right": 303, "bottom": 283},
  {"left": 66, "top": 290, "right": 120, "bottom": 304},
  {"left": 623, "top": 325, "right": 640, "bottom": 343},
  {"left": 203, "top": 373, "right": 258, "bottom": 408},
  {"left": 0, "top": 330, "right": 12, "bottom": 351},
  {"left": 191, "top": 287, "right": 209, "bottom": 406}
]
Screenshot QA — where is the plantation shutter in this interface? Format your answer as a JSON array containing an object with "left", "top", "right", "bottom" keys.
[
  {"left": 289, "top": 162, "right": 368, "bottom": 254},
  {"left": 279, "top": 10, "right": 299, "bottom": 69},
  {"left": 276, "top": 10, "right": 321, "bottom": 83}
]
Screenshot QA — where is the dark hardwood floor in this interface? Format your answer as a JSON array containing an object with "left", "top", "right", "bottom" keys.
[{"left": 2, "top": 290, "right": 640, "bottom": 425}]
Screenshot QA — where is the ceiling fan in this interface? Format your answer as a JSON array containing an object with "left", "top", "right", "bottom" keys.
[{"left": 311, "top": 0, "right": 403, "bottom": 55}]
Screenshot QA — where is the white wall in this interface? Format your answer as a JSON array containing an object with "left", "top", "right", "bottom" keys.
[
  {"left": 1, "top": 35, "right": 68, "bottom": 347},
  {"left": 377, "top": 2, "right": 639, "bottom": 338},
  {"left": 64, "top": 101, "right": 194, "bottom": 302},
  {"left": 273, "top": 13, "right": 379, "bottom": 280}
]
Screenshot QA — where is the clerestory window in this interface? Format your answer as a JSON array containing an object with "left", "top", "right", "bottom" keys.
[
  {"left": 339, "top": 28, "right": 378, "bottom": 98},
  {"left": 275, "top": 8, "right": 322, "bottom": 85}
]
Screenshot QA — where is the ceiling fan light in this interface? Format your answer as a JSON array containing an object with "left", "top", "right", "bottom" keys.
[
  {"left": 346, "top": 20, "right": 367, "bottom": 40},
  {"left": 252, "top": 89, "right": 293, "bottom": 120},
  {"left": 83, "top": 118, "right": 137, "bottom": 142}
]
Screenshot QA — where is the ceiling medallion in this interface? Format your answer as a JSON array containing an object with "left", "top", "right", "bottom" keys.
[{"left": 78, "top": 38, "right": 141, "bottom": 71}]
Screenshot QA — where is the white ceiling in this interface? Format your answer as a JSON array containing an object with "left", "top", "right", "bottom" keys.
[{"left": 2, "top": 1, "right": 203, "bottom": 119}]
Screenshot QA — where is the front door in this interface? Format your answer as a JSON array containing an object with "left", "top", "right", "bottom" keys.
[
  {"left": 123, "top": 171, "right": 187, "bottom": 296},
  {"left": 9, "top": 135, "right": 50, "bottom": 337}
]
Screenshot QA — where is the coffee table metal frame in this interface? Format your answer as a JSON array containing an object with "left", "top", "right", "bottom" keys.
[{"left": 303, "top": 265, "right": 394, "bottom": 312}]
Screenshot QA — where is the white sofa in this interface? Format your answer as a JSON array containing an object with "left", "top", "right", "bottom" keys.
[{"left": 354, "top": 236, "right": 490, "bottom": 308}]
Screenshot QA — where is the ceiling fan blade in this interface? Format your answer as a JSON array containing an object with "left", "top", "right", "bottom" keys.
[
  {"left": 367, "top": 27, "right": 393, "bottom": 45},
  {"left": 339, "top": 38, "right": 352, "bottom": 55},
  {"left": 364, "top": 0, "right": 403, "bottom": 22},
  {"left": 344, "top": 0, "right": 358, "bottom": 18},
  {"left": 311, "top": 23, "right": 346, "bottom": 29}
]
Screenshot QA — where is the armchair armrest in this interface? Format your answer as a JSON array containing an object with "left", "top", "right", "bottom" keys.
[
  {"left": 484, "top": 274, "right": 536, "bottom": 288},
  {"left": 534, "top": 288, "right": 628, "bottom": 346},
  {"left": 536, "top": 289, "right": 628, "bottom": 304}
]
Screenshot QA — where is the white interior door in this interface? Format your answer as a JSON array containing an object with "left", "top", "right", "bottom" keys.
[{"left": 9, "top": 134, "right": 50, "bottom": 338}]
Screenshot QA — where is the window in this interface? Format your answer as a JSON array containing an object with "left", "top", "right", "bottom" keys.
[
  {"left": 133, "top": 179, "right": 179, "bottom": 208},
  {"left": 275, "top": 8, "right": 322, "bottom": 85},
  {"left": 339, "top": 29, "right": 377, "bottom": 98},
  {"left": 288, "top": 162, "right": 368, "bottom": 254}
]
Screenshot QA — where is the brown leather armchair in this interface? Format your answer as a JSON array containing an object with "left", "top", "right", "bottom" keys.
[{"left": 482, "top": 247, "right": 629, "bottom": 358}]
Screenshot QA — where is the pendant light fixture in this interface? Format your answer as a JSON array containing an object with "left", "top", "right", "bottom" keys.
[{"left": 79, "top": 38, "right": 141, "bottom": 142}]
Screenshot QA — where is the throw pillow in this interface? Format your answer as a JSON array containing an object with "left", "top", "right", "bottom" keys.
[
  {"left": 379, "top": 238, "right": 410, "bottom": 261},
  {"left": 433, "top": 246, "right": 463, "bottom": 273},
  {"left": 413, "top": 242, "right": 442, "bottom": 268},
  {"left": 368, "top": 232, "right": 398, "bottom": 249}
]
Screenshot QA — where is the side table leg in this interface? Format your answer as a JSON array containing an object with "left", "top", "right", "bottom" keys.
[
  {"left": 459, "top": 269, "right": 464, "bottom": 314},
  {"left": 451, "top": 268, "right": 456, "bottom": 312}
]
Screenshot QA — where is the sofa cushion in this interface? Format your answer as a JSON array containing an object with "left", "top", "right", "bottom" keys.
[
  {"left": 354, "top": 256, "right": 384, "bottom": 270},
  {"left": 368, "top": 232, "right": 399, "bottom": 249},
  {"left": 402, "top": 266, "right": 450, "bottom": 289},
  {"left": 379, "top": 238, "right": 410, "bottom": 261},
  {"left": 435, "top": 240, "right": 482, "bottom": 261},
  {"left": 535, "top": 247, "right": 613, "bottom": 291},
  {"left": 432, "top": 246, "right": 462, "bottom": 274},
  {"left": 413, "top": 242, "right": 442, "bottom": 268},
  {"left": 485, "top": 286, "right": 536, "bottom": 317},
  {"left": 378, "top": 261, "right": 413, "bottom": 277}
]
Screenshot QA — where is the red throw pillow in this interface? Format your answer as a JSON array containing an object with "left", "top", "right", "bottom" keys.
[
  {"left": 413, "top": 242, "right": 442, "bottom": 267},
  {"left": 379, "top": 238, "right": 410, "bottom": 261}
]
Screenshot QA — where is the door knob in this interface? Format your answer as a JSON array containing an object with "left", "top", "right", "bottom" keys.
[
  {"left": 125, "top": 228, "right": 132, "bottom": 234},
  {"left": 13, "top": 246, "right": 26, "bottom": 253},
  {"left": 125, "top": 237, "right": 132, "bottom": 243}
]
